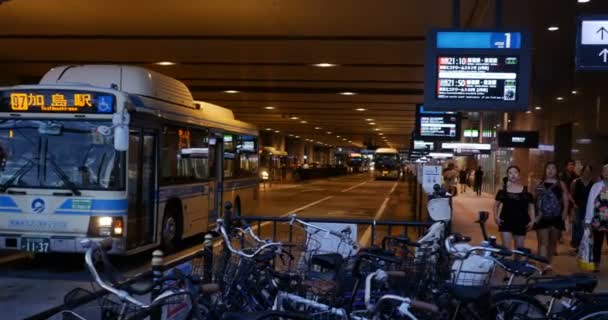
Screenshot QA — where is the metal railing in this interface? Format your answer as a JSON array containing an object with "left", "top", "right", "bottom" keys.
[
  {"left": 25, "top": 241, "right": 214, "bottom": 320},
  {"left": 237, "top": 215, "right": 433, "bottom": 247}
]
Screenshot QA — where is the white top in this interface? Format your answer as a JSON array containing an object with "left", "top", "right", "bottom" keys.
[{"left": 585, "top": 180, "right": 606, "bottom": 223}]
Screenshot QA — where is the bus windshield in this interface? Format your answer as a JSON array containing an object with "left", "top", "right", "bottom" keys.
[
  {"left": 375, "top": 153, "right": 398, "bottom": 168},
  {"left": 0, "top": 119, "right": 125, "bottom": 191}
]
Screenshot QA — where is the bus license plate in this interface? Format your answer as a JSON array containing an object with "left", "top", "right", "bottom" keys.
[{"left": 21, "top": 238, "right": 50, "bottom": 253}]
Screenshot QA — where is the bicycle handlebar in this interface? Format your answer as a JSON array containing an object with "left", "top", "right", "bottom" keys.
[
  {"left": 82, "top": 239, "right": 194, "bottom": 312},
  {"left": 217, "top": 219, "right": 283, "bottom": 258},
  {"left": 444, "top": 235, "right": 506, "bottom": 260}
]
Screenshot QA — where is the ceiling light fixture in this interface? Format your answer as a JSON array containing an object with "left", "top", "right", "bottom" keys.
[
  {"left": 289, "top": 134, "right": 294, "bottom": 137},
  {"left": 155, "top": 61, "right": 176, "bottom": 66},
  {"left": 264, "top": 106, "right": 275, "bottom": 110},
  {"left": 578, "top": 0, "right": 590, "bottom": 3},
  {"left": 295, "top": 136, "right": 300, "bottom": 138},
  {"left": 378, "top": 133, "right": 384, "bottom": 136},
  {"left": 300, "top": 120, "right": 307, "bottom": 124},
  {"left": 313, "top": 62, "right": 337, "bottom": 68},
  {"left": 548, "top": 26, "right": 559, "bottom": 31},
  {"left": 265, "top": 128, "right": 272, "bottom": 131},
  {"left": 274, "top": 130, "right": 280, "bottom": 133},
  {"left": 368, "top": 122, "right": 376, "bottom": 125},
  {"left": 571, "top": 90, "right": 579, "bottom": 94},
  {"left": 374, "top": 128, "right": 380, "bottom": 131},
  {"left": 355, "top": 108, "right": 366, "bottom": 111},
  {"left": 326, "top": 131, "right": 332, "bottom": 134},
  {"left": 223, "top": 90, "right": 239, "bottom": 94},
  {"left": 526, "top": 110, "right": 532, "bottom": 114},
  {"left": 336, "top": 135, "right": 341, "bottom": 138},
  {"left": 314, "top": 126, "right": 322, "bottom": 130},
  {"left": 556, "top": 96, "right": 564, "bottom": 101},
  {"left": 290, "top": 116, "right": 299, "bottom": 120},
  {"left": 340, "top": 92, "right": 357, "bottom": 96},
  {"left": 365, "top": 118, "right": 374, "bottom": 121}
]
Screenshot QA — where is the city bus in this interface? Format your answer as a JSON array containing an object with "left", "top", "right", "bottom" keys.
[
  {"left": 0, "top": 65, "right": 258, "bottom": 255},
  {"left": 373, "top": 148, "right": 401, "bottom": 180}
]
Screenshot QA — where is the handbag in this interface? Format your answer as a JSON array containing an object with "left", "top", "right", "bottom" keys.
[{"left": 577, "top": 228, "right": 595, "bottom": 271}]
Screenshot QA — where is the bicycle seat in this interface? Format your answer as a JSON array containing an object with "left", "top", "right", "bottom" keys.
[
  {"left": 528, "top": 274, "right": 597, "bottom": 297},
  {"left": 447, "top": 284, "right": 491, "bottom": 302},
  {"left": 499, "top": 259, "right": 537, "bottom": 277},
  {"left": 200, "top": 283, "right": 221, "bottom": 295}
]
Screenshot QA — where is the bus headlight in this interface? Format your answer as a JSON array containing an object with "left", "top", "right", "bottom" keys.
[
  {"left": 89, "top": 216, "right": 124, "bottom": 237},
  {"left": 261, "top": 171, "right": 269, "bottom": 180},
  {"left": 98, "top": 216, "right": 113, "bottom": 227}
]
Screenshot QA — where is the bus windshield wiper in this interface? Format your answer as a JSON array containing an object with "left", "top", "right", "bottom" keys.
[
  {"left": 46, "top": 156, "right": 81, "bottom": 196},
  {"left": 0, "top": 159, "right": 35, "bottom": 193}
]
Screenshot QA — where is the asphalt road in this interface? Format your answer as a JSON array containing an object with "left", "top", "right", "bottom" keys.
[{"left": 0, "top": 173, "right": 412, "bottom": 319}]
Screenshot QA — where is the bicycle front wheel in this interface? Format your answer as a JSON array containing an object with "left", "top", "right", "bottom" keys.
[
  {"left": 565, "top": 305, "right": 608, "bottom": 320},
  {"left": 491, "top": 293, "right": 547, "bottom": 320}
]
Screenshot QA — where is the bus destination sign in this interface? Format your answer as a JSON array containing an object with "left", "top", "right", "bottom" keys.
[{"left": 0, "top": 90, "right": 115, "bottom": 114}]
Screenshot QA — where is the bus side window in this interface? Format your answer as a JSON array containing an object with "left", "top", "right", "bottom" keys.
[{"left": 235, "top": 134, "right": 258, "bottom": 178}]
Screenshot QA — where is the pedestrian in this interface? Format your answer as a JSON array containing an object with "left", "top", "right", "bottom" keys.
[
  {"left": 584, "top": 164, "right": 608, "bottom": 273},
  {"left": 560, "top": 160, "right": 579, "bottom": 244},
  {"left": 534, "top": 161, "right": 569, "bottom": 273},
  {"left": 443, "top": 163, "right": 458, "bottom": 196},
  {"left": 459, "top": 167, "right": 468, "bottom": 194},
  {"left": 494, "top": 165, "right": 535, "bottom": 249},
  {"left": 570, "top": 165, "right": 595, "bottom": 254},
  {"left": 474, "top": 166, "right": 484, "bottom": 196}
]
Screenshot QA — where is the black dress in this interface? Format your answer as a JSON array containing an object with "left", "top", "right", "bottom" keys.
[
  {"left": 534, "top": 182, "right": 566, "bottom": 230},
  {"left": 495, "top": 188, "right": 533, "bottom": 236}
]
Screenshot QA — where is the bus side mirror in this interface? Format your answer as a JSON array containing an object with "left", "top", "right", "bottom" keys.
[{"left": 112, "top": 113, "right": 129, "bottom": 152}]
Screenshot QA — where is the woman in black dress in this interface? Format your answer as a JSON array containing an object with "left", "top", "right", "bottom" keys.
[
  {"left": 494, "top": 165, "right": 535, "bottom": 249},
  {"left": 534, "top": 162, "right": 569, "bottom": 273}
]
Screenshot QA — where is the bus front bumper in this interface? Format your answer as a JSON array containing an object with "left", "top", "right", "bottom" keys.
[{"left": 0, "top": 233, "right": 127, "bottom": 254}]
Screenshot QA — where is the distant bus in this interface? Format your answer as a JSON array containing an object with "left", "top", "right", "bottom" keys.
[
  {"left": 0, "top": 65, "right": 258, "bottom": 255},
  {"left": 374, "top": 148, "right": 401, "bottom": 180},
  {"left": 347, "top": 152, "right": 367, "bottom": 173}
]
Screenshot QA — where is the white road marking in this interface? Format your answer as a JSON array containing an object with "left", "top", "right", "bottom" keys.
[
  {"left": 359, "top": 181, "right": 399, "bottom": 246},
  {"left": 340, "top": 180, "right": 369, "bottom": 193},
  {"left": 282, "top": 196, "right": 334, "bottom": 216}
]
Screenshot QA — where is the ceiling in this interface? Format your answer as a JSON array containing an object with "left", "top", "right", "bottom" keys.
[{"left": 1, "top": 0, "right": 602, "bottom": 149}]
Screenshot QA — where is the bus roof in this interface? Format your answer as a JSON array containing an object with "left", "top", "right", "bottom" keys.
[
  {"left": 37, "top": 65, "right": 257, "bottom": 135},
  {"left": 375, "top": 148, "right": 398, "bottom": 154}
]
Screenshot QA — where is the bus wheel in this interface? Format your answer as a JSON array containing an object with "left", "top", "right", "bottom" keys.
[{"left": 161, "top": 208, "right": 181, "bottom": 252}]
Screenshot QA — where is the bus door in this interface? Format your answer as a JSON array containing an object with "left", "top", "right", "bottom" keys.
[
  {"left": 127, "top": 129, "right": 157, "bottom": 248},
  {"left": 207, "top": 133, "right": 223, "bottom": 225}
]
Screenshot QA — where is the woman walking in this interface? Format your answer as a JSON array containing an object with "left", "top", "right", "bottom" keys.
[
  {"left": 534, "top": 162, "right": 569, "bottom": 273},
  {"left": 570, "top": 165, "right": 594, "bottom": 253},
  {"left": 585, "top": 164, "right": 608, "bottom": 273},
  {"left": 494, "top": 165, "right": 535, "bottom": 249}
]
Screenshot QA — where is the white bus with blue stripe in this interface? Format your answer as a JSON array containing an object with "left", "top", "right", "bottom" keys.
[{"left": 0, "top": 65, "right": 259, "bottom": 254}]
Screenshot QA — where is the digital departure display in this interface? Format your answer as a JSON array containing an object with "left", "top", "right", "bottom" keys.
[
  {"left": 415, "top": 105, "right": 460, "bottom": 141},
  {"left": 497, "top": 131, "right": 539, "bottom": 149},
  {"left": 424, "top": 29, "right": 531, "bottom": 111},
  {"left": 436, "top": 55, "right": 519, "bottom": 101},
  {"left": 0, "top": 90, "right": 115, "bottom": 114}
]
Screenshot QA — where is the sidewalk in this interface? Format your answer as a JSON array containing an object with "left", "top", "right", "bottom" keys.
[{"left": 451, "top": 189, "right": 608, "bottom": 291}]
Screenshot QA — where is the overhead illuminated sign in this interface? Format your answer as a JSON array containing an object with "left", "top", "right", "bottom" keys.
[
  {"left": 576, "top": 17, "right": 608, "bottom": 71},
  {"left": 497, "top": 131, "right": 539, "bottom": 149},
  {"left": 425, "top": 30, "right": 532, "bottom": 111},
  {"left": 415, "top": 105, "right": 460, "bottom": 141},
  {"left": 441, "top": 142, "right": 491, "bottom": 150},
  {"left": 0, "top": 90, "right": 115, "bottom": 114}
]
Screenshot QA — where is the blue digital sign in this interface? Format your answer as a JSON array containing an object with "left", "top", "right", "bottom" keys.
[
  {"left": 425, "top": 29, "right": 532, "bottom": 111},
  {"left": 437, "top": 32, "right": 522, "bottom": 49}
]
